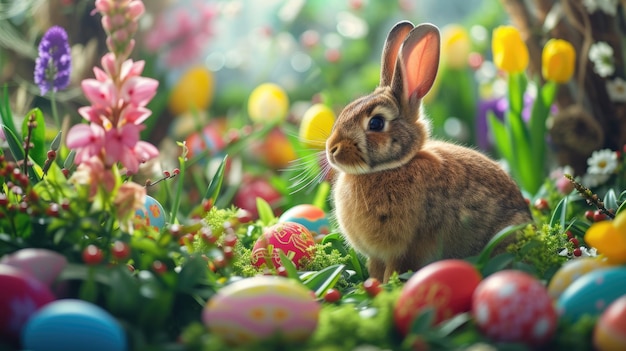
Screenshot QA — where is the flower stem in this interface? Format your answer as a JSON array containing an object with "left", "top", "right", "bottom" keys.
[{"left": 50, "top": 91, "right": 61, "bottom": 129}]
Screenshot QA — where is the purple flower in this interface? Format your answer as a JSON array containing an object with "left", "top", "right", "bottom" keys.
[{"left": 34, "top": 26, "right": 71, "bottom": 95}]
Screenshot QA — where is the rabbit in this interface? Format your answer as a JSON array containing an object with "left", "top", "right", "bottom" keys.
[{"left": 325, "top": 21, "right": 532, "bottom": 283}]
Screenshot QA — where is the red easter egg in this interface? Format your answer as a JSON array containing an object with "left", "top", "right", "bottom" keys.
[
  {"left": 594, "top": 295, "right": 626, "bottom": 351},
  {"left": 394, "top": 259, "right": 482, "bottom": 336},
  {"left": 251, "top": 222, "right": 316, "bottom": 269},
  {"left": 233, "top": 176, "right": 282, "bottom": 220},
  {"left": 472, "top": 270, "right": 557, "bottom": 346},
  {"left": 0, "top": 264, "right": 56, "bottom": 343},
  {"left": 185, "top": 123, "right": 226, "bottom": 160}
]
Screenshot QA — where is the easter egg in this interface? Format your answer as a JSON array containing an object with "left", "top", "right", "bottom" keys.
[
  {"left": 299, "top": 103, "right": 335, "bottom": 149},
  {"left": 202, "top": 276, "right": 320, "bottom": 345},
  {"left": 253, "top": 127, "right": 297, "bottom": 169},
  {"left": 472, "top": 270, "right": 557, "bottom": 346},
  {"left": 247, "top": 83, "right": 289, "bottom": 124},
  {"left": 135, "top": 195, "right": 167, "bottom": 231},
  {"left": 557, "top": 266, "right": 626, "bottom": 322},
  {"left": 0, "top": 264, "right": 55, "bottom": 343},
  {"left": 394, "top": 259, "right": 481, "bottom": 336},
  {"left": 22, "top": 299, "right": 126, "bottom": 351},
  {"left": 232, "top": 176, "right": 282, "bottom": 220},
  {"left": 594, "top": 295, "right": 626, "bottom": 351},
  {"left": 168, "top": 65, "right": 214, "bottom": 115},
  {"left": 0, "top": 248, "right": 67, "bottom": 287},
  {"left": 251, "top": 222, "right": 316, "bottom": 269},
  {"left": 548, "top": 257, "right": 612, "bottom": 299},
  {"left": 185, "top": 123, "right": 227, "bottom": 160},
  {"left": 279, "top": 204, "right": 331, "bottom": 241}
]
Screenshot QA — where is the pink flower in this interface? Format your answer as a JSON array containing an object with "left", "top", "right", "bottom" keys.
[
  {"left": 66, "top": 123, "right": 105, "bottom": 164},
  {"left": 81, "top": 78, "right": 115, "bottom": 108},
  {"left": 103, "top": 123, "right": 140, "bottom": 171},
  {"left": 68, "top": 156, "right": 116, "bottom": 198},
  {"left": 119, "top": 76, "right": 158, "bottom": 107}
]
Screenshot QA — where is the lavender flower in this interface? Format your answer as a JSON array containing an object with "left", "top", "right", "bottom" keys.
[{"left": 34, "top": 26, "right": 72, "bottom": 95}]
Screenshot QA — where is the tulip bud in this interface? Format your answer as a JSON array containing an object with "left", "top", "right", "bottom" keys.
[
  {"left": 542, "top": 39, "right": 576, "bottom": 83},
  {"left": 491, "top": 26, "right": 529, "bottom": 73}
]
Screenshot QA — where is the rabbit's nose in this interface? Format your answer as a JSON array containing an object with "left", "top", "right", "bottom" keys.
[{"left": 329, "top": 144, "right": 340, "bottom": 156}]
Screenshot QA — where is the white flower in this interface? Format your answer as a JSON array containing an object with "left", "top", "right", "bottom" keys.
[
  {"left": 589, "top": 42, "right": 615, "bottom": 77},
  {"left": 583, "top": 0, "right": 619, "bottom": 15},
  {"left": 587, "top": 148, "right": 618, "bottom": 175},
  {"left": 580, "top": 246, "right": 598, "bottom": 257},
  {"left": 582, "top": 172, "right": 611, "bottom": 188},
  {"left": 606, "top": 77, "right": 626, "bottom": 102}
]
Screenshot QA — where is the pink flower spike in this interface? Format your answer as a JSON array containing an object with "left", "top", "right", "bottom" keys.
[
  {"left": 94, "top": 0, "right": 112, "bottom": 14},
  {"left": 134, "top": 140, "right": 159, "bottom": 162},
  {"left": 101, "top": 16, "right": 113, "bottom": 32},
  {"left": 121, "top": 76, "right": 158, "bottom": 107},
  {"left": 93, "top": 67, "right": 109, "bottom": 82},
  {"left": 127, "top": 1, "right": 145, "bottom": 20},
  {"left": 119, "top": 58, "right": 144, "bottom": 81},
  {"left": 101, "top": 53, "right": 118, "bottom": 77},
  {"left": 103, "top": 124, "right": 140, "bottom": 170},
  {"left": 120, "top": 106, "right": 151, "bottom": 125},
  {"left": 66, "top": 123, "right": 105, "bottom": 164},
  {"left": 81, "top": 78, "right": 115, "bottom": 107},
  {"left": 78, "top": 106, "right": 106, "bottom": 124}
]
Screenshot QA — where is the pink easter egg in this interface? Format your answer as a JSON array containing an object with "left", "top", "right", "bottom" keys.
[
  {"left": 251, "top": 222, "right": 316, "bottom": 269},
  {"left": 472, "top": 270, "right": 557, "bottom": 346},
  {"left": 0, "top": 264, "right": 55, "bottom": 344},
  {"left": 0, "top": 248, "right": 67, "bottom": 287}
]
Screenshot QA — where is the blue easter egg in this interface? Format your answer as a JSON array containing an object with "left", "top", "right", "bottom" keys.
[
  {"left": 135, "top": 195, "right": 167, "bottom": 231},
  {"left": 279, "top": 204, "right": 331, "bottom": 240},
  {"left": 22, "top": 299, "right": 127, "bottom": 351},
  {"left": 557, "top": 266, "right": 626, "bottom": 322}
]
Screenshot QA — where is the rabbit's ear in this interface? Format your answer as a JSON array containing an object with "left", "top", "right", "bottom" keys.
[
  {"left": 392, "top": 23, "right": 440, "bottom": 111},
  {"left": 380, "top": 21, "right": 414, "bottom": 87}
]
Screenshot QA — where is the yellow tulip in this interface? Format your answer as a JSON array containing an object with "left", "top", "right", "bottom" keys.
[
  {"left": 299, "top": 103, "right": 335, "bottom": 149},
  {"left": 542, "top": 39, "right": 576, "bottom": 83},
  {"left": 491, "top": 25, "right": 529, "bottom": 73},
  {"left": 585, "top": 211, "right": 626, "bottom": 264},
  {"left": 168, "top": 66, "right": 214, "bottom": 116},
  {"left": 247, "top": 83, "right": 290, "bottom": 124},
  {"left": 441, "top": 24, "right": 472, "bottom": 69}
]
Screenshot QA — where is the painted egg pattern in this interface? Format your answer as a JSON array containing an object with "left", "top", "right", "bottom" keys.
[
  {"left": 548, "top": 257, "right": 612, "bottom": 299},
  {"left": 279, "top": 204, "right": 331, "bottom": 240},
  {"left": 135, "top": 195, "right": 166, "bottom": 231},
  {"left": 472, "top": 270, "right": 557, "bottom": 346},
  {"left": 251, "top": 222, "right": 316, "bottom": 269},
  {"left": 394, "top": 259, "right": 482, "bottom": 336},
  {"left": 22, "top": 299, "right": 127, "bottom": 351},
  {"left": 185, "top": 123, "right": 226, "bottom": 160},
  {"left": 557, "top": 266, "right": 626, "bottom": 322},
  {"left": 202, "top": 276, "right": 319, "bottom": 345},
  {"left": 0, "top": 264, "right": 55, "bottom": 343},
  {"left": 594, "top": 295, "right": 626, "bottom": 351}
]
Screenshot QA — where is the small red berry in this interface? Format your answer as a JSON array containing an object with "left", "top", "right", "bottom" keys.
[
  {"left": 534, "top": 198, "right": 549, "bottom": 211},
  {"left": 276, "top": 266, "right": 288, "bottom": 277},
  {"left": 566, "top": 231, "right": 574, "bottom": 239},
  {"left": 573, "top": 248, "right": 582, "bottom": 257},
  {"left": 82, "top": 245, "right": 103, "bottom": 265},
  {"left": 152, "top": 260, "right": 167, "bottom": 274},
  {"left": 46, "top": 203, "right": 60, "bottom": 217},
  {"left": 61, "top": 168, "right": 70, "bottom": 178},
  {"left": 236, "top": 209, "right": 253, "bottom": 224},
  {"left": 324, "top": 288, "right": 342, "bottom": 303},
  {"left": 585, "top": 210, "right": 595, "bottom": 221},
  {"left": 213, "top": 256, "right": 226, "bottom": 269},
  {"left": 224, "top": 234, "right": 238, "bottom": 247},
  {"left": 569, "top": 237, "right": 580, "bottom": 247},
  {"left": 112, "top": 241, "right": 131, "bottom": 260},
  {"left": 363, "top": 277, "right": 382, "bottom": 297},
  {"left": 169, "top": 224, "right": 182, "bottom": 238},
  {"left": 179, "top": 233, "right": 195, "bottom": 246},
  {"left": 593, "top": 210, "right": 607, "bottom": 222},
  {"left": 325, "top": 48, "right": 341, "bottom": 63},
  {"left": 47, "top": 150, "right": 57, "bottom": 159}
]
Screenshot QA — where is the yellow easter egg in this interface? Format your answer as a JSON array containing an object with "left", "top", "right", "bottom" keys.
[
  {"left": 547, "top": 257, "right": 612, "bottom": 299},
  {"left": 168, "top": 66, "right": 215, "bottom": 116},
  {"left": 299, "top": 103, "right": 335, "bottom": 149},
  {"left": 586, "top": 219, "right": 626, "bottom": 264},
  {"left": 247, "top": 83, "right": 289, "bottom": 124}
]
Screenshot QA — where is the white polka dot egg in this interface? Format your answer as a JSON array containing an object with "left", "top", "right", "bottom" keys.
[
  {"left": 202, "top": 276, "right": 320, "bottom": 345},
  {"left": 472, "top": 270, "right": 557, "bottom": 346}
]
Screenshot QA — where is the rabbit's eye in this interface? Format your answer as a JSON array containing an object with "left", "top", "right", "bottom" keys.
[{"left": 368, "top": 115, "right": 385, "bottom": 131}]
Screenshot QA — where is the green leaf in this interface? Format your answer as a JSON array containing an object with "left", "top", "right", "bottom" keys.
[
  {"left": 177, "top": 255, "right": 210, "bottom": 292},
  {"left": 22, "top": 108, "right": 46, "bottom": 167},
  {"left": 487, "top": 112, "right": 511, "bottom": 161},
  {"left": 476, "top": 224, "right": 528, "bottom": 268},
  {"left": 2, "top": 124, "right": 24, "bottom": 161},
  {"left": 203, "top": 155, "right": 228, "bottom": 204},
  {"left": 529, "top": 81, "right": 556, "bottom": 168},
  {"left": 256, "top": 197, "right": 275, "bottom": 226},
  {"left": 604, "top": 189, "right": 619, "bottom": 212},
  {"left": 0, "top": 84, "right": 17, "bottom": 134},
  {"left": 550, "top": 196, "right": 569, "bottom": 228},
  {"left": 312, "top": 181, "right": 331, "bottom": 211},
  {"left": 302, "top": 264, "right": 345, "bottom": 296},
  {"left": 507, "top": 72, "right": 527, "bottom": 115},
  {"left": 481, "top": 252, "right": 515, "bottom": 276},
  {"left": 278, "top": 251, "right": 301, "bottom": 280},
  {"left": 409, "top": 307, "right": 436, "bottom": 335}
]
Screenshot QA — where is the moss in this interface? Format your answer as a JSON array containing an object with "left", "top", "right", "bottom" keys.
[{"left": 508, "top": 224, "right": 570, "bottom": 280}]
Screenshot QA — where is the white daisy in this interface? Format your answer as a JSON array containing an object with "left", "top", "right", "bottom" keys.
[
  {"left": 583, "top": 0, "right": 619, "bottom": 15},
  {"left": 580, "top": 246, "right": 598, "bottom": 257},
  {"left": 606, "top": 77, "right": 626, "bottom": 102},
  {"left": 587, "top": 148, "right": 618, "bottom": 175},
  {"left": 581, "top": 172, "right": 611, "bottom": 188},
  {"left": 589, "top": 42, "right": 615, "bottom": 77}
]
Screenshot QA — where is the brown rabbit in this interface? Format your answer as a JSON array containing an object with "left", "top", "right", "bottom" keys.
[{"left": 325, "top": 21, "right": 532, "bottom": 283}]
